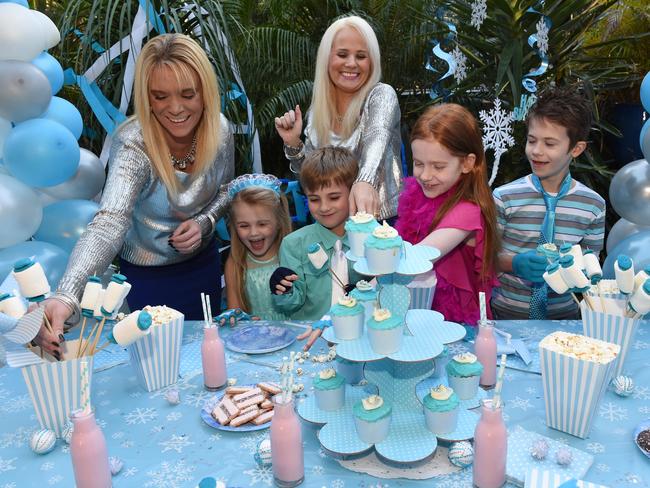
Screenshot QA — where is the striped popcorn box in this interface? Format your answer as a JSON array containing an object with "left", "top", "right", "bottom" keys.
[
  {"left": 524, "top": 468, "right": 608, "bottom": 488},
  {"left": 580, "top": 301, "right": 643, "bottom": 377},
  {"left": 128, "top": 307, "right": 184, "bottom": 392},
  {"left": 21, "top": 339, "right": 94, "bottom": 437},
  {"left": 407, "top": 269, "right": 437, "bottom": 310},
  {"left": 539, "top": 331, "right": 619, "bottom": 439}
]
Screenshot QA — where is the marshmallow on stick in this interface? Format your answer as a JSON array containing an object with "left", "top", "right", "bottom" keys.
[
  {"left": 0, "top": 293, "right": 26, "bottom": 319},
  {"left": 615, "top": 255, "right": 635, "bottom": 295},
  {"left": 629, "top": 280, "right": 650, "bottom": 316},
  {"left": 634, "top": 267, "right": 650, "bottom": 291},
  {"left": 568, "top": 244, "right": 585, "bottom": 270},
  {"left": 543, "top": 262, "right": 570, "bottom": 294},
  {"left": 559, "top": 255, "right": 590, "bottom": 290},
  {"left": 12, "top": 258, "right": 50, "bottom": 302},
  {"left": 582, "top": 249, "right": 602, "bottom": 284},
  {"left": 101, "top": 273, "right": 128, "bottom": 316},
  {"left": 93, "top": 289, "right": 106, "bottom": 319},
  {"left": 80, "top": 276, "right": 102, "bottom": 318},
  {"left": 108, "top": 310, "right": 152, "bottom": 346}
]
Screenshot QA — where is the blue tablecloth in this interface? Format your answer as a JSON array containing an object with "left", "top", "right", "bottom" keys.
[{"left": 0, "top": 319, "right": 648, "bottom": 487}]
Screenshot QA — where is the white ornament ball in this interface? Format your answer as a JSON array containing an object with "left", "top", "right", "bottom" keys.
[
  {"left": 30, "top": 429, "right": 56, "bottom": 454},
  {"left": 61, "top": 422, "right": 74, "bottom": 444},
  {"left": 109, "top": 456, "right": 123, "bottom": 475},
  {"left": 254, "top": 438, "right": 272, "bottom": 467},
  {"left": 448, "top": 441, "right": 473, "bottom": 468},
  {"left": 612, "top": 375, "right": 634, "bottom": 397}
]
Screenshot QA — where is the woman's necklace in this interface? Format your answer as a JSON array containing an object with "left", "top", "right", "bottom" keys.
[{"left": 170, "top": 135, "right": 197, "bottom": 170}]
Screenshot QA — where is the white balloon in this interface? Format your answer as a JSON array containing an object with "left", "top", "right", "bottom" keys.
[
  {"left": 39, "top": 148, "right": 106, "bottom": 200},
  {"left": 0, "top": 117, "right": 11, "bottom": 158},
  {"left": 0, "top": 4, "right": 47, "bottom": 62},
  {"left": 30, "top": 10, "right": 60, "bottom": 49}
]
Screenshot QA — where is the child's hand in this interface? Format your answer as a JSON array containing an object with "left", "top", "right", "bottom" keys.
[
  {"left": 215, "top": 308, "right": 252, "bottom": 326},
  {"left": 512, "top": 251, "right": 547, "bottom": 283},
  {"left": 296, "top": 316, "right": 331, "bottom": 351},
  {"left": 269, "top": 267, "right": 299, "bottom": 295}
]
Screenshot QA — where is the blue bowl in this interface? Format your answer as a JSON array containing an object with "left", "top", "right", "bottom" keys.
[{"left": 633, "top": 419, "right": 650, "bottom": 459}]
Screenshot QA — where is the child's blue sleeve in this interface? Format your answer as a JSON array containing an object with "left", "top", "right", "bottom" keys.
[{"left": 272, "top": 240, "right": 307, "bottom": 315}]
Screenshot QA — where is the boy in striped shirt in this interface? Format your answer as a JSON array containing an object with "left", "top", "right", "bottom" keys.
[{"left": 492, "top": 87, "right": 605, "bottom": 319}]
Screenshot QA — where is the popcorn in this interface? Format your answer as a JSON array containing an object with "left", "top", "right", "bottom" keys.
[
  {"left": 142, "top": 305, "right": 181, "bottom": 326},
  {"left": 371, "top": 221, "right": 398, "bottom": 239},
  {"left": 539, "top": 331, "right": 618, "bottom": 364}
]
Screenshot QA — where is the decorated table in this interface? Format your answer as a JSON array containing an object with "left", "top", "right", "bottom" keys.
[{"left": 0, "top": 319, "right": 648, "bottom": 488}]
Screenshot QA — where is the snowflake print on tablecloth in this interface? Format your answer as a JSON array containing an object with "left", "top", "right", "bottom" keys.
[
  {"left": 479, "top": 98, "right": 515, "bottom": 185},
  {"left": 535, "top": 18, "right": 549, "bottom": 56},
  {"left": 40, "top": 462, "right": 54, "bottom": 471},
  {"left": 148, "top": 375, "right": 197, "bottom": 399},
  {"left": 586, "top": 442, "right": 605, "bottom": 454},
  {"left": 446, "top": 342, "right": 468, "bottom": 356},
  {"left": 123, "top": 467, "right": 138, "bottom": 478},
  {"left": 125, "top": 407, "right": 158, "bottom": 425},
  {"left": 633, "top": 386, "right": 650, "bottom": 400},
  {"left": 599, "top": 401, "right": 627, "bottom": 422},
  {"left": 330, "top": 479, "right": 345, "bottom": 488},
  {"left": 166, "top": 411, "right": 182, "bottom": 421},
  {"left": 159, "top": 434, "right": 194, "bottom": 454},
  {"left": 509, "top": 396, "right": 533, "bottom": 411},
  {"left": 145, "top": 460, "right": 195, "bottom": 488},
  {"left": 639, "top": 406, "right": 650, "bottom": 414},
  {"left": 47, "top": 475, "right": 62, "bottom": 485},
  {"left": 595, "top": 463, "right": 610, "bottom": 472},
  {"left": 0, "top": 394, "right": 30, "bottom": 413},
  {"left": 451, "top": 46, "right": 468, "bottom": 82},
  {"left": 0, "top": 456, "right": 17, "bottom": 472},
  {"left": 0, "top": 426, "right": 32, "bottom": 449},
  {"left": 632, "top": 339, "right": 649, "bottom": 350},
  {"left": 470, "top": 0, "right": 487, "bottom": 30},
  {"left": 184, "top": 390, "right": 213, "bottom": 408},
  {"left": 311, "top": 465, "right": 324, "bottom": 475},
  {"left": 2, "top": 482, "right": 17, "bottom": 488},
  {"left": 210, "top": 432, "right": 222, "bottom": 441},
  {"left": 243, "top": 465, "right": 273, "bottom": 486},
  {"left": 240, "top": 432, "right": 268, "bottom": 453}
]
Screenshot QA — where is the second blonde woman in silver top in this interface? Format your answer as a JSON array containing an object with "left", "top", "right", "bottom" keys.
[{"left": 275, "top": 15, "right": 402, "bottom": 220}]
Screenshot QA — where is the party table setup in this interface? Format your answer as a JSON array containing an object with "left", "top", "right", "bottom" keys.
[{"left": 1, "top": 233, "right": 650, "bottom": 488}]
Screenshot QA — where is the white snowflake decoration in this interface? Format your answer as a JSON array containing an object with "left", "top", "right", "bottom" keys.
[
  {"left": 509, "top": 396, "right": 533, "bottom": 411},
  {"left": 0, "top": 456, "right": 17, "bottom": 473},
  {"left": 158, "top": 434, "right": 194, "bottom": 454},
  {"left": 479, "top": 98, "right": 516, "bottom": 185},
  {"left": 535, "top": 18, "right": 549, "bottom": 56},
  {"left": 124, "top": 407, "right": 158, "bottom": 425},
  {"left": 598, "top": 401, "right": 628, "bottom": 422},
  {"left": 145, "top": 460, "right": 195, "bottom": 488},
  {"left": 451, "top": 46, "right": 468, "bottom": 83},
  {"left": 471, "top": 0, "right": 487, "bottom": 30},
  {"left": 243, "top": 465, "right": 273, "bottom": 486}
]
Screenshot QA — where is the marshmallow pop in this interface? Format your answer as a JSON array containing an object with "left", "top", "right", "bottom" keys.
[
  {"left": 100, "top": 273, "right": 128, "bottom": 316},
  {"left": 0, "top": 293, "right": 27, "bottom": 319},
  {"left": 543, "top": 262, "right": 570, "bottom": 295},
  {"left": 559, "top": 255, "right": 590, "bottom": 291},
  {"left": 12, "top": 258, "right": 50, "bottom": 302},
  {"left": 629, "top": 279, "right": 650, "bottom": 316},
  {"left": 108, "top": 310, "right": 152, "bottom": 346},
  {"left": 80, "top": 276, "right": 102, "bottom": 318},
  {"left": 614, "top": 255, "right": 635, "bottom": 295},
  {"left": 582, "top": 249, "right": 603, "bottom": 284}
]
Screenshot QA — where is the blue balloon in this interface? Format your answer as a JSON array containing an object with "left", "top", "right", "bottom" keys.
[
  {"left": 34, "top": 199, "right": 99, "bottom": 253},
  {"left": 38, "top": 96, "right": 83, "bottom": 140},
  {"left": 603, "top": 230, "right": 650, "bottom": 279},
  {"left": 0, "top": 241, "right": 69, "bottom": 289},
  {"left": 641, "top": 71, "right": 650, "bottom": 112},
  {"left": 31, "top": 52, "right": 64, "bottom": 95},
  {"left": 3, "top": 118, "right": 80, "bottom": 187},
  {"left": 640, "top": 119, "right": 650, "bottom": 162},
  {"left": 0, "top": 0, "right": 29, "bottom": 7}
]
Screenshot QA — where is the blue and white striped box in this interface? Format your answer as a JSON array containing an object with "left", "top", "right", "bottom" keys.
[
  {"left": 539, "top": 332, "right": 619, "bottom": 439},
  {"left": 524, "top": 468, "right": 608, "bottom": 488},
  {"left": 128, "top": 313, "right": 184, "bottom": 392},
  {"left": 580, "top": 301, "right": 644, "bottom": 377},
  {"left": 21, "top": 339, "right": 94, "bottom": 437},
  {"left": 407, "top": 270, "right": 437, "bottom": 310}
]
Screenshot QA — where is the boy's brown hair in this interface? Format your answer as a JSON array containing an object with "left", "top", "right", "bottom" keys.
[
  {"left": 526, "top": 86, "right": 593, "bottom": 148},
  {"left": 299, "top": 146, "right": 359, "bottom": 193}
]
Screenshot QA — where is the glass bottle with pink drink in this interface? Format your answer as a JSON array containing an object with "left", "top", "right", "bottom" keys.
[
  {"left": 69, "top": 409, "right": 112, "bottom": 488},
  {"left": 475, "top": 320, "right": 497, "bottom": 387},
  {"left": 202, "top": 326, "right": 227, "bottom": 390},
  {"left": 270, "top": 395, "right": 304, "bottom": 487},
  {"left": 473, "top": 398, "right": 507, "bottom": 488}
]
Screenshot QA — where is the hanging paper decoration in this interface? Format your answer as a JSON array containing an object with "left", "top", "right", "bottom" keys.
[
  {"left": 535, "top": 18, "right": 550, "bottom": 56},
  {"left": 479, "top": 98, "right": 516, "bottom": 186},
  {"left": 470, "top": 0, "right": 487, "bottom": 30},
  {"left": 450, "top": 46, "right": 468, "bottom": 83}
]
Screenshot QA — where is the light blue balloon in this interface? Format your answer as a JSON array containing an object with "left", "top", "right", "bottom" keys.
[
  {"left": 0, "top": 0, "right": 29, "bottom": 7},
  {"left": 34, "top": 199, "right": 99, "bottom": 253},
  {"left": 3, "top": 118, "right": 79, "bottom": 187},
  {"left": 641, "top": 71, "right": 650, "bottom": 112},
  {"left": 38, "top": 96, "right": 83, "bottom": 140},
  {"left": 640, "top": 119, "right": 650, "bottom": 162},
  {"left": 609, "top": 158, "right": 650, "bottom": 226},
  {"left": 0, "top": 174, "right": 42, "bottom": 249},
  {"left": 603, "top": 230, "right": 650, "bottom": 279},
  {"left": 31, "top": 52, "right": 64, "bottom": 95},
  {"left": 606, "top": 218, "right": 650, "bottom": 254},
  {"left": 0, "top": 241, "right": 69, "bottom": 288}
]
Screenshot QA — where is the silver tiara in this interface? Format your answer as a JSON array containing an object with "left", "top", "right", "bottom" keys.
[{"left": 228, "top": 174, "right": 282, "bottom": 198}]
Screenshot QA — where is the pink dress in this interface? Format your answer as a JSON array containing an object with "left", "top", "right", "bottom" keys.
[{"left": 395, "top": 178, "right": 496, "bottom": 326}]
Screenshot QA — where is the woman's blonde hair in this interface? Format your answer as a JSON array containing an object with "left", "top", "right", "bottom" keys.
[
  {"left": 228, "top": 188, "right": 292, "bottom": 312},
  {"left": 133, "top": 34, "right": 221, "bottom": 195},
  {"left": 310, "top": 15, "right": 381, "bottom": 144}
]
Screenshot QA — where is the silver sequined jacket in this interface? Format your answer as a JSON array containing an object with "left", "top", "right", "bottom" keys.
[
  {"left": 56, "top": 115, "right": 234, "bottom": 320},
  {"left": 286, "top": 83, "right": 403, "bottom": 219}
]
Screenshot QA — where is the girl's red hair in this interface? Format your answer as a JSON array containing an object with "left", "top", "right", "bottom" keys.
[{"left": 410, "top": 103, "right": 499, "bottom": 280}]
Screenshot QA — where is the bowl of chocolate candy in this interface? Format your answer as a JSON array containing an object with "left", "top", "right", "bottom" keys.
[{"left": 634, "top": 420, "right": 650, "bottom": 459}]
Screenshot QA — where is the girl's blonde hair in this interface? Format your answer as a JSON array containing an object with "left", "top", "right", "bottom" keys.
[
  {"left": 228, "top": 188, "right": 292, "bottom": 312},
  {"left": 310, "top": 15, "right": 381, "bottom": 144},
  {"left": 133, "top": 33, "right": 221, "bottom": 195}
]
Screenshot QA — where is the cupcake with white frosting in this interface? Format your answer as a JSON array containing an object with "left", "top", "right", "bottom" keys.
[
  {"left": 345, "top": 212, "right": 379, "bottom": 257},
  {"left": 353, "top": 394, "right": 392, "bottom": 443},
  {"left": 330, "top": 296, "right": 364, "bottom": 340},
  {"left": 366, "top": 308, "right": 404, "bottom": 354},
  {"left": 445, "top": 352, "right": 483, "bottom": 400},
  {"left": 313, "top": 368, "right": 346, "bottom": 411},
  {"left": 364, "top": 221, "right": 403, "bottom": 275},
  {"left": 423, "top": 384, "right": 460, "bottom": 434},
  {"left": 349, "top": 280, "right": 377, "bottom": 321}
]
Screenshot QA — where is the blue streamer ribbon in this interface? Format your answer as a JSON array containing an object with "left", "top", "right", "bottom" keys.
[
  {"left": 426, "top": 10, "right": 458, "bottom": 99},
  {"left": 522, "top": 7, "right": 551, "bottom": 93},
  {"left": 138, "top": 0, "right": 166, "bottom": 34}
]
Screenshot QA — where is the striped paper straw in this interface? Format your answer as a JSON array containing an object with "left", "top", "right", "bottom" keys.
[
  {"left": 80, "top": 359, "right": 90, "bottom": 414},
  {"left": 479, "top": 292, "right": 487, "bottom": 323}
]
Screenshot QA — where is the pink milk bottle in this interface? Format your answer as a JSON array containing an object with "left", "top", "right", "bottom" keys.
[
  {"left": 202, "top": 326, "right": 227, "bottom": 390},
  {"left": 270, "top": 395, "right": 304, "bottom": 487},
  {"left": 475, "top": 320, "right": 497, "bottom": 387},
  {"left": 69, "top": 409, "right": 112, "bottom": 488},
  {"left": 473, "top": 399, "right": 507, "bottom": 488}
]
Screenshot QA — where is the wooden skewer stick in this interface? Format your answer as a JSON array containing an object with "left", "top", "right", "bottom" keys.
[
  {"left": 79, "top": 320, "right": 101, "bottom": 357},
  {"left": 88, "top": 316, "right": 108, "bottom": 355},
  {"left": 94, "top": 341, "right": 111, "bottom": 354},
  {"left": 76, "top": 316, "right": 88, "bottom": 358}
]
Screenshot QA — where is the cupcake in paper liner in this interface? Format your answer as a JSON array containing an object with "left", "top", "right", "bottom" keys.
[
  {"left": 364, "top": 222, "right": 403, "bottom": 275},
  {"left": 345, "top": 212, "right": 379, "bottom": 257},
  {"left": 366, "top": 308, "right": 404, "bottom": 355},
  {"left": 330, "top": 296, "right": 364, "bottom": 340},
  {"left": 353, "top": 394, "right": 392, "bottom": 444},
  {"left": 423, "top": 385, "right": 460, "bottom": 434},
  {"left": 313, "top": 368, "right": 346, "bottom": 411},
  {"left": 349, "top": 280, "right": 377, "bottom": 322},
  {"left": 445, "top": 352, "right": 483, "bottom": 400}
]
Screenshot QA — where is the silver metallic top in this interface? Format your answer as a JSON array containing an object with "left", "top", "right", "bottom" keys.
[
  {"left": 56, "top": 115, "right": 234, "bottom": 319},
  {"left": 285, "top": 82, "right": 403, "bottom": 220}
]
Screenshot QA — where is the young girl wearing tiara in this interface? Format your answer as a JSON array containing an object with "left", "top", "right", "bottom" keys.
[
  {"left": 395, "top": 104, "right": 499, "bottom": 325},
  {"left": 222, "top": 174, "right": 292, "bottom": 322}
]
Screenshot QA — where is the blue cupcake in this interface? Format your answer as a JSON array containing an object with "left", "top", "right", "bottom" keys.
[
  {"left": 423, "top": 385, "right": 460, "bottom": 434},
  {"left": 366, "top": 308, "right": 404, "bottom": 354},
  {"left": 445, "top": 352, "right": 483, "bottom": 400},
  {"left": 364, "top": 222, "right": 403, "bottom": 275},
  {"left": 330, "top": 296, "right": 364, "bottom": 340},
  {"left": 313, "top": 368, "right": 346, "bottom": 411},
  {"left": 349, "top": 280, "right": 377, "bottom": 321},
  {"left": 353, "top": 394, "right": 392, "bottom": 443},
  {"left": 345, "top": 212, "right": 379, "bottom": 257}
]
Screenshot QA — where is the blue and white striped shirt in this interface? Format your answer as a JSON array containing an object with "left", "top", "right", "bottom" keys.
[{"left": 492, "top": 175, "right": 605, "bottom": 319}]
